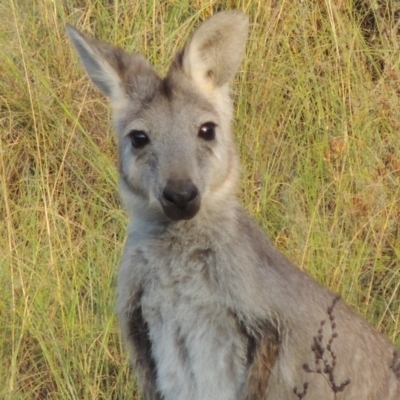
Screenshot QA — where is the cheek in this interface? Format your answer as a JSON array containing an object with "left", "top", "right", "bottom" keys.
[
  {"left": 120, "top": 147, "right": 160, "bottom": 198},
  {"left": 196, "top": 143, "right": 230, "bottom": 192}
]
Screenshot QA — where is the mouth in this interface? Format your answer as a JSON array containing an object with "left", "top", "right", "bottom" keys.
[{"left": 160, "top": 198, "right": 201, "bottom": 221}]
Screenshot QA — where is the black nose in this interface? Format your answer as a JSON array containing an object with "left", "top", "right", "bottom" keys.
[
  {"left": 161, "top": 179, "right": 200, "bottom": 220},
  {"left": 162, "top": 179, "right": 198, "bottom": 209}
]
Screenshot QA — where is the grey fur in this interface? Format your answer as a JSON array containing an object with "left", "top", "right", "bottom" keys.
[{"left": 67, "top": 11, "right": 400, "bottom": 400}]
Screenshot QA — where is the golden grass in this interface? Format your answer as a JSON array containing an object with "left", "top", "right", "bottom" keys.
[{"left": 1, "top": 0, "right": 399, "bottom": 398}]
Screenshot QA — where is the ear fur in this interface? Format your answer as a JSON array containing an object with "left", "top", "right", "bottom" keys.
[
  {"left": 181, "top": 11, "right": 249, "bottom": 93},
  {"left": 66, "top": 24, "right": 159, "bottom": 108}
]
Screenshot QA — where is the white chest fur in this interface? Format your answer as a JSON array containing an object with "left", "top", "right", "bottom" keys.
[{"left": 139, "top": 244, "right": 248, "bottom": 400}]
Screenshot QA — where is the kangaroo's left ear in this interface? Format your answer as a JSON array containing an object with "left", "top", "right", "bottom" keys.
[
  {"left": 66, "top": 24, "right": 160, "bottom": 109},
  {"left": 180, "top": 11, "right": 249, "bottom": 93}
]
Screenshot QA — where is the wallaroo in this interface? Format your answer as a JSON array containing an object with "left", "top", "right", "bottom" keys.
[{"left": 67, "top": 11, "right": 400, "bottom": 400}]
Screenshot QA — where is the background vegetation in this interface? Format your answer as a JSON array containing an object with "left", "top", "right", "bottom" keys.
[{"left": 1, "top": 0, "right": 399, "bottom": 398}]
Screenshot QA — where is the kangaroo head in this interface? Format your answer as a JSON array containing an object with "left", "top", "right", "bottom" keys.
[{"left": 67, "top": 11, "right": 249, "bottom": 222}]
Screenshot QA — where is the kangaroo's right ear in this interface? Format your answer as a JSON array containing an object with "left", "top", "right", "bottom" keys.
[
  {"left": 181, "top": 11, "right": 249, "bottom": 94},
  {"left": 66, "top": 24, "right": 159, "bottom": 108}
]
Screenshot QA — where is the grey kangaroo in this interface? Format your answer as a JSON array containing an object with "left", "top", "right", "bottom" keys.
[{"left": 67, "top": 11, "right": 400, "bottom": 400}]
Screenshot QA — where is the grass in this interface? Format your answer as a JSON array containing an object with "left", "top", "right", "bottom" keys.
[{"left": 1, "top": 0, "right": 399, "bottom": 398}]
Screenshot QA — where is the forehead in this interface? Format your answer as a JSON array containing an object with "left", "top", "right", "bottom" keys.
[{"left": 114, "top": 77, "right": 216, "bottom": 134}]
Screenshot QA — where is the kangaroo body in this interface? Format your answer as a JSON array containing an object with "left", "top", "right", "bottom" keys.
[{"left": 67, "top": 11, "right": 400, "bottom": 399}]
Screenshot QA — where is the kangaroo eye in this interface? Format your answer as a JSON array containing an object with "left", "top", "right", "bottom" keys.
[
  {"left": 128, "top": 130, "right": 150, "bottom": 149},
  {"left": 198, "top": 122, "right": 216, "bottom": 141}
]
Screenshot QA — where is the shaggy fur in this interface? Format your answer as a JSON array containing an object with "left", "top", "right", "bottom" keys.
[{"left": 67, "top": 11, "right": 400, "bottom": 400}]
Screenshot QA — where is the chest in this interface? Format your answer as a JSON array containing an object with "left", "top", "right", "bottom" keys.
[{"left": 137, "top": 243, "right": 249, "bottom": 400}]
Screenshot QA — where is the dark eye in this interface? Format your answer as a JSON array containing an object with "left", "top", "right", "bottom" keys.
[
  {"left": 198, "top": 122, "right": 216, "bottom": 141},
  {"left": 128, "top": 130, "right": 150, "bottom": 149}
]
